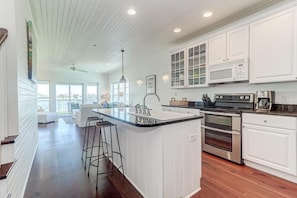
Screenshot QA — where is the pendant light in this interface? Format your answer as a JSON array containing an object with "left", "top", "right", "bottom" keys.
[{"left": 119, "top": 49, "right": 127, "bottom": 83}]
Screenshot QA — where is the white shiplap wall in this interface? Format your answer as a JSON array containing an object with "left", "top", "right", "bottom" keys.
[
  {"left": 0, "top": 40, "right": 8, "bottom": 141},
  {"left": 1, "top": 0, "right": 38, "bottom": 197}
]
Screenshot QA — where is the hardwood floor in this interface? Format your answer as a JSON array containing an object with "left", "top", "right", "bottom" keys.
[
  {"left": 24, "top": 118, "right": 297, "bottom": 198},
  {"left": 194, "top": 153, "right": 297, "bottom": 198},
  {"left": 24, "top": 118, "right": 142, "bottom": 198}
]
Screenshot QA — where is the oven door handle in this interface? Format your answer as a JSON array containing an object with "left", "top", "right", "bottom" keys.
[
  {"left": 200, "top": 110, "right": 241, "bottom": 117},
  {"left": 202, "top": 125, "right": 240, "bottom": 135}
]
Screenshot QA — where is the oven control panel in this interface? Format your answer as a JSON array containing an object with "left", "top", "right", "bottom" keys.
[{"left": 215, "top": 93, "right": 254, "bottom": 103}]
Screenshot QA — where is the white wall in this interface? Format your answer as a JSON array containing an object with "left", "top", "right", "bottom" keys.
[
  {"left": 108, "top": 2, "right": 297, "bottom": 109},
  {"left": 38, "top": 67, "right": 109, "bottom": 111},
  {"left": 0, "top": 0, "right": 19, "bottom": 135}
]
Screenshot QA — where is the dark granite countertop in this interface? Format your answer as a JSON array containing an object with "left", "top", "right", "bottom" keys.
[
  {"left": 162, "top": 104, "right": 297, "bottom": 117},
  {"left": 93, "top": 107, "right": 203, "bottom": 127}
]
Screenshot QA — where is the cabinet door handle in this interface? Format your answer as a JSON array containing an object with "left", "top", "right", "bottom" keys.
[{"left": 264, "top": 120, "right": 267, "bottom": 123}]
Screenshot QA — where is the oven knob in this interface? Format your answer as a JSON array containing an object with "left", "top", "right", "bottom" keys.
[
  {"left": 216, "top": 96, "right": 219, "bottom": 99},
  {"left": 240, "top": 96, "right": 244, "bottom": 100},
  {"left": 220, "top": 96, "right": 223, "bottom": 99},
  {"left": 245, "top": 96, "right": 250, "bottom": 100}
]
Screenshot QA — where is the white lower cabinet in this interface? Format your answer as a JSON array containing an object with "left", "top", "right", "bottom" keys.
[{"left": 242, "top": 113, "right": 297, "bottom": 176}]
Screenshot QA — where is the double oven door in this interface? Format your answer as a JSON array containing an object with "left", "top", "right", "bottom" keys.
[{"left": 201, "top": 110, "right": 242, "bottom": 164}]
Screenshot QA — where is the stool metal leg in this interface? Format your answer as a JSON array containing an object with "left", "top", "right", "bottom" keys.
[
  {"left": 81, "top": 120, "right": 89, "bottom": 160},
  {"left": 96, "top": 127, "right": 102, "bottom": 190},
  {"left": 87, "top": 126, "right": 97, "bottom": 177},
  {"left": 114, "top": 125, "right": 124, "bottom": 177},
  {"left": 102, "top": 127, "right": 109, "bottom": 160},
  {"left": 110, "top": 125, "right": 114, "bottom": 174},
  {"left": 84, "top": 124, "right": 92, "bottom": 169}
]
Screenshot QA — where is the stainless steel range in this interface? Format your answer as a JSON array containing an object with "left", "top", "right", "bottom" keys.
[{"left": 201, "top": 93, "right": 254, "bottom": 164}]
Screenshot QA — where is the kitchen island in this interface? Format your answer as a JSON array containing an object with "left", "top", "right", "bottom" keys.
[{"left": 93, "top": 107, "right": 203, "bottom": 198}]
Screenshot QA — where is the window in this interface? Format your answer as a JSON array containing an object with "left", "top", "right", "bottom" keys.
[
  {"left": 86, "top": 83, "right": 99, "bottom": 104},
  {"left": 37, "top": 81, "right": 50, "bottom": 111},
  {"left": 55, "top": 84, "right": 83, "bottom": 114},
  {"left": 111, "top": 82, "right": 129, "bottom": 105}
]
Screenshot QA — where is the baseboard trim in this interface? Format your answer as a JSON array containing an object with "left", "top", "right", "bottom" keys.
[{"left": 20, "top": 143, "right": 38, "bottom": 198}]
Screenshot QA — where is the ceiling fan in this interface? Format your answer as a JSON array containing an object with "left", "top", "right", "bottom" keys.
[{"left": 70, "top": 64, "right": 88, "bottom": 73}]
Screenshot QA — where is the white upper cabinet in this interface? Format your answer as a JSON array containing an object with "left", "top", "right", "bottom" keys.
[
  {"left": 209, "top": 25, "right": 249, "bottom": 65},
  {"left": 249, "top": 8, "right": 297, "bottom": 83},
  {"left": 171, "top": 41, "right": 208, "bottom": 88},
  {"left": 208, "top": 34, "right": 226, "bottom": 65}
]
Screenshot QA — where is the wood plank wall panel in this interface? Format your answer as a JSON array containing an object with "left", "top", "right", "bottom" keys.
[
  {"left": 5, "top": 0, "right": 38, "bottom": 197},
  {"left": 0, "top": 41, "right": 8, "bottom": 141},
  {"left": 104, "top": 118, "right": 163, "bottom": 198}
]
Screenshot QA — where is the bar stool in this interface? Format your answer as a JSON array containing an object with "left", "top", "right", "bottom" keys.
[
  {"left": 81, "top": 116, "right": 103, "bottom": 169},
  {"left": 87, "top": 120, "right": 124, "bottom": 190}
]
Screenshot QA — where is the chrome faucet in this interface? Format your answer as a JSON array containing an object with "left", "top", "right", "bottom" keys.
[{"left": 143, "top": 93, "right": 160, "bottom": 108}]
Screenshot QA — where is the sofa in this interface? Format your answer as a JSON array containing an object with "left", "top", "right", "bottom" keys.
[{"left": 75, "top": 104, "right": 103, "bottom": 127}]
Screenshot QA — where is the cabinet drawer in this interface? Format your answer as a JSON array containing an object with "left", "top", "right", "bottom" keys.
[
  {"left": 242, "top": 113, "right": 297, "bottom": 130},
  {"left": 162, "top": 107, "right": 180, "bottom": 113},
  {"left": 179, "top": 108, "right": 200, "bottom": 115}
]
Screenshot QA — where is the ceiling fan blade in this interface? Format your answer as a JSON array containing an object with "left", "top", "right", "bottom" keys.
[{"left": 76, "top": 69, "right": 88, "bottom": 73}]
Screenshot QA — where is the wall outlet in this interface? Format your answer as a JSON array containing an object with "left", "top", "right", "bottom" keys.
[
  {"left": 190, "top": 134, "right": 197, "bottom": 142},
  {"left": 282, "top": 96, "right": 289, "bottom": 103}
]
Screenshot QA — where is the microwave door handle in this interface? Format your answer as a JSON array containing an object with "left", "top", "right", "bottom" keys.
[{"left": 202, "top": 125, "right": 240, "bottom": 135}]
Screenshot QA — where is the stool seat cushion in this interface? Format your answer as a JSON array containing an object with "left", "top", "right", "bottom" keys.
[
  {"left": 96, "top": 121, "right": 114, "bottom": 127},
  {"left": 38, "top": 112, "right": 58, "bottom": 123}
]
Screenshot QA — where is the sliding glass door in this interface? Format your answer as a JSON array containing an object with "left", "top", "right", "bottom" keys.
[
  {"left": 55, "top": 84, "right": 83, "bottom": 114},
  {"left": 86, "top": 83, "right": 99, "bottom": 104},
  {"left": 37, "top": 81, "right": 50, "bottom": 111}
]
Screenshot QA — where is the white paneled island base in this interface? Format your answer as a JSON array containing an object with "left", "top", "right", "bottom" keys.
[{"left": 94, "top": 108, "right": 202, "bottom": 198}]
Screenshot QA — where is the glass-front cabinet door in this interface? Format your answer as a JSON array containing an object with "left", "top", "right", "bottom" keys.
[
  {"left": 187, "top": 42, "right": 207, "bottom": 87},
  {"left": 170, "top": 41, "right": 208, "bottom": 88},
  {"left": 171, "top": 49, "right": 185, "bottom": 88}
]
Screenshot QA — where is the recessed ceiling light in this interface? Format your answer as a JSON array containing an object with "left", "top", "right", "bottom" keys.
[
  {"left": 173, "top": 28, "right": 182, "bottom": 33},
  {"left": 127, "top": 9, "right": 136, "bottom": 15},
  {"left": 203, "top": 11, "right": 213, "bottom": 18}
]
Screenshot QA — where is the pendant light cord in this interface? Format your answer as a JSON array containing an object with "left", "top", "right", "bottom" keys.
[{"left": 121, "top": 49, "right": 124, "bottom": 76}]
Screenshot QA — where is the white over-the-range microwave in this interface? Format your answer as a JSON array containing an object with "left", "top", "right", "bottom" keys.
[{"left": 208, "top": 59, "right": 249, "bottom": 84}]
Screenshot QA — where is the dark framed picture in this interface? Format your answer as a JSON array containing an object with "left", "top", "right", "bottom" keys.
[
  {"left": 27, "top": 20, "right": 36, "bottom": 83},
  {"left": 146, "top": 75, "right": 156, "bottom": 94}
]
